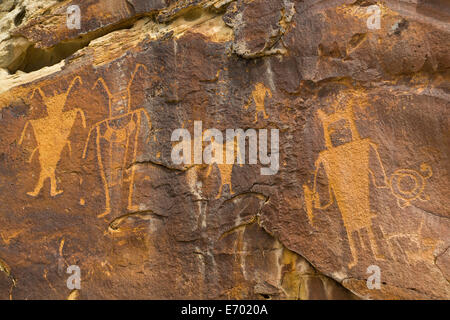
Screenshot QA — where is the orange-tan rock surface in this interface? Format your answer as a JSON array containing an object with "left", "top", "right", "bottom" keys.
[{"left": 0, "top": 0, "right": 448, "bottom": 299}]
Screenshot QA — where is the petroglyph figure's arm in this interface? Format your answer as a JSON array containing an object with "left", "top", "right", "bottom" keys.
[
  {"left": 93, "top": 78, "right": 110, "bottom": 94},
  {"left": 243, "top": 94, "right": 252, "bottom": 110},
  {"left": 128, "top": 64, "right": 148, "bottom": 112},
  {"left": 28, "top": 147, "right": 38, "bottom": 163},
  {"left": 83, "top": 126, "right": 97, "bottom": 159},
  {"left": 19, "top": 121, "right": 33, "bottom": 145},
  {"left": 140, "top": 109, "right": 152, "bottom": 143},
  {"left": 368, "top": 142, "right": 389, "bottom": 188},
  {"left": 30, "top": 87, "right": 45, "bottom": 100},
  {"left": 93, "top": 78, "right": 112, "bottom": 115},
  {"left": 304, "top": 157, "right": 333, "bottom": 225},
  {"left": 67, "top": 76, "right": 82, "bottom": 96},
  {"left": 312, "top": 158, "right": 333, "bottom": 210},
  {"left": 74, "top": 108, "right": 87, "bottom": 128},
  {"left": 67, "top": 141, "right": 72, "bottom": 159},
  {"left": 19, "top": 121, "right": 39, "bottom": 162}
]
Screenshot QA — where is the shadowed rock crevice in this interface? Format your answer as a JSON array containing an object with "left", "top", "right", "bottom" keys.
[
  {"left": 5, "top": 1, "right": 235, "bottom": 75},
  {"left": 10, "top": 16, "right": 145, "bottom": 73}
]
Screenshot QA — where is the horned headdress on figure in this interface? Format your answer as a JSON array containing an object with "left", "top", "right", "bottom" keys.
[
  {"left": 92, "top": 64, "right": 148, "bottom": 116},
  {"left": 30, "top": 76, "right": 83, "bottom": 111}
]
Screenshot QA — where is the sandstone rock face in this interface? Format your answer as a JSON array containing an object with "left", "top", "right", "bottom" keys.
[{"left": 0, "top": 0, "right": 448, "bottom": 300}]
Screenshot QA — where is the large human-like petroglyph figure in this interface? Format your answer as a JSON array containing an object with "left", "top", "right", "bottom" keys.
[
  {"left": 19, "top": 76, "right": 86, "bottom": 197},
  {"left": 303, "top": 104, "right": 433, "bottom": 268},
  {"left": 303, "top": 106, "right": 389, "bottom": 268},
  {"left": 83, "top": 64, "right": 152, "bottom": 218}
]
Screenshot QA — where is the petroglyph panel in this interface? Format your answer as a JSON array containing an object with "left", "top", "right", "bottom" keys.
[{"left": 0, "top": 0, "right": 448, "bottom": 300}]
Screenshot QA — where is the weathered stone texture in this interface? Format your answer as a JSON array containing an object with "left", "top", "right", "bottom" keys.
[{"left": 0, "top": 0, "right": 448, "bottom": 299}]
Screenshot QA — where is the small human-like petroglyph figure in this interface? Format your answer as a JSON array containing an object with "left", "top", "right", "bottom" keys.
[
  {"left": 83, "top": 64, "right": 151, "bottom": 218},
  {"left": 244, "top": 83, "right": 272, "bottom": 122},
  {"left": 204, "top": 137, "right": 243, "bottom": 199},
  {"left": 19, "top": 76, "right": 86, "bottom": 197},
  {"left": 303, "top": 105, "right": 389, "bottom": 268}
]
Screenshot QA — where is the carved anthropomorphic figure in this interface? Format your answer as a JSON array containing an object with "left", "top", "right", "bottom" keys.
[
  {"left": 83, "top": 64, "right": 152, "bottom": 218},
  {"left": 244, "top": 83, "right": 272, "bottom": 122},
  {"left": 204, "top": 136, "right": 243, "bottom": 199},
  {"left": 303, "top": 106, "right": 389, "bottom": 268},
  {"left": 19, "top": 76, "right": 86, "bottom": 197},
  {"left": 303, "top": 101, "right": 435, "bottom": 269}
]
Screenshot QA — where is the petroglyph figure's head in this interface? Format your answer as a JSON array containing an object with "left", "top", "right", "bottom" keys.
[
  {"left": 110, "top": 90, "right": 129, "bottom": 116},
  {"left": 30, "top": 76, "right": 82, "bottom": 115},
  {"left": 93, "top": 64, "right": 148, "bottom": 118},
  {"left": 317, "top": 106, "right": 361, "bottom": 149}
]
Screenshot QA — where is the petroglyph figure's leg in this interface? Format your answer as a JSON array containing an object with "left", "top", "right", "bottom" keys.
[
  {"left": 127, "top": 113, "right": 140, "bottom": 212},
  {"left": 216, "top": 165, "right": 234, "bottom": 199},
  {"left": 96, "top": 127, "right": 111, "bottom": 218},
  {"left": 206, "top": 164, "right": 224, "bottom": 199},
  {"left": 28, "top": 148, "right": 38, "bottom": 163},
  {"left": 253, "top": 109, "right": 267, "bottom": 122},
  {"left": 253, "top": 108, "right": 269, "bottom": 122},
  {"left": 27, "top": 172, "right": 47, "bottom": 197},
  {"left": 367, "top": 226, "right": 386, "bottom": 260},
  {"left": 262, "top": 106, "right": 269, "bottom": 119},
  {"left": 215, "top": 183, "right": 224, "bottom": 199},
  {"left": 28, "top": 166, "right": 63, "bottom": 197},
  {"left": 228, "top": 182, "right": 234, "bottom": 195},
  {"left": 216, "top": 183, "right": 233, "bottom": 199},
  {"left": 378, "top": 225, "right": 395, "bottom": 259},
  {"left": 215, "top": 178, "right": 230, "bottom": 199},
  {"left": 49, "top": 168, "right": 63, "bottom": 197},
  {"left": 206, "top": 164, "right": 213, "bottom": 177},
  {"left": 347, "top": 231, "right": 359, "bottom": 269},
  {"left": 127, "top": 165, "right": 139, "bottom": 211},
  {"left": 223, "top": 167, "right": 234, "bottom": 196}
]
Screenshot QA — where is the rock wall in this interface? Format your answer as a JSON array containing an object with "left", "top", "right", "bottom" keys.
[{"left": 0, "top": 0, "right": 448, "bottom": 299}]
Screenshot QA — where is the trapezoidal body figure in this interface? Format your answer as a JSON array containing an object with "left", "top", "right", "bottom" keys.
[
  {"left": 303, "top": 106, "right": 390, "bottom": 268},
  {"left": 83, "top": 64, "right": 152, "bottom": 218},
  {"left": 19, "top": 76, "right": 86, "bottom": 197}
]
